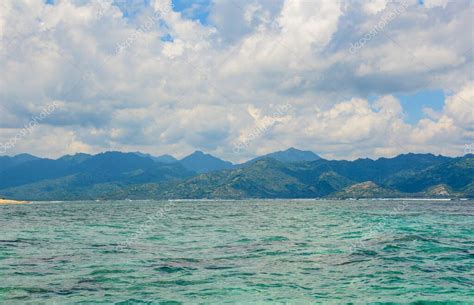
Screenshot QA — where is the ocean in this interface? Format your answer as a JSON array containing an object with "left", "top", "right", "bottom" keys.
[{"left": 0, "top": 200, "right": 472, "bottom": 304}]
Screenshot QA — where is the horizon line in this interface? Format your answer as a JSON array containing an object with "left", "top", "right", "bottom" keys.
[{"left": 2, "top": 149, "right": 471, "bottom": 165}]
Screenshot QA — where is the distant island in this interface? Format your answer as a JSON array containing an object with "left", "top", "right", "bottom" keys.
[{"left": 0, "top": 148, "right": 472, "bottom": 201}]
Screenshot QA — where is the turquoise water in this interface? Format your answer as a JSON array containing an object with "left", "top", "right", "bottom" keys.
[{"left": 0, "top": 200, "right": 473, "bottom": 304}]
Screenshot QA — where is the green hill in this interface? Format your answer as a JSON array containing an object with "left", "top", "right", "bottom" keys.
[
  {"left": 1, "top": 152, "right": 472, "bottom": 200},
  {"left": 330, "top": 181, "right": 401, "bottom": 199}
]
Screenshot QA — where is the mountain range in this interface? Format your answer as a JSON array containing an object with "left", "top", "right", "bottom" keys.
[{"left": 0, "top": 148, "right": 472, "bottom": 201}]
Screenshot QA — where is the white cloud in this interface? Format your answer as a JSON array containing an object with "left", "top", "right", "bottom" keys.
[
  {"left": 443, "top": 84, "right": 474, "bottom": 130},
  {"left": 0, "top": 0, "right": 472, "bottom": 161},
  {"left": 362, "top": 0, "right": 389, "bottom": 15},
  {"left": 422, "top": 0, "right": 450, "bottom": 8}
]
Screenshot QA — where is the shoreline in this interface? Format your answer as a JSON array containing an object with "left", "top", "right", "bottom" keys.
[
  {"left": 8, "top": 198, "right": 471, "bottom": 203},
  {"left": 0, "top": 199, "right": 31, "bottom": 205}
]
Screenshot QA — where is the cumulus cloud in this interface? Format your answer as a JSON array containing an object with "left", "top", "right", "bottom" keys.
[
  {"left": 362, "top": 0, "right": 389, "bottom": 15},
  {"left": 443, "top": 84, "right": 474, "bottom": 130},
  {"left": 0, "top": 0, "right": 472, "bottom": 161}
]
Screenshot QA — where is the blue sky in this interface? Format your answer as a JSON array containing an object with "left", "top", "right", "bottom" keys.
[
  {"left": 106, "top": 0, "right": 212, "bottom": 23},
  {"left": 171, "top": 0, "right": 211, "bottom": 24},
  {"left": 108, "top": 0, "right": 452, "bottom": 126},
  {"left": 107, "top": 0, "right": 452, "bottom": 127},
  {"left": 368, "top": 89, "right": 446, "bottom": 124},
  {"left": 3, "top": 0, "right": 473, "bottom": 160},
  {"left": 395, "top": 89, "right": 446, "bottom": 124}
]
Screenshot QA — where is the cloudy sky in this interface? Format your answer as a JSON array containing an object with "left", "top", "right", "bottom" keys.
[{"left": 0, "top": 0, "right": 472, "bottom": 162}]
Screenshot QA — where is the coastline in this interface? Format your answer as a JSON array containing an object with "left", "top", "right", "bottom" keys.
[
  {"left": 0, "top": 199, "right": 31, "bottom": 205},
  {"left": 3, "top": 198, "right": 470, "bottom": 204}
]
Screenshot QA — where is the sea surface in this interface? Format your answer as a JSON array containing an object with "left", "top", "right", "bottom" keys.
[{"left": 0, "top": 200, "right": 473, "bottom": 304}]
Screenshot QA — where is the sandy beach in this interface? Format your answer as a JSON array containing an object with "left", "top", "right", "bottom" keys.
[{"left": 0, "top": 199, "right": 31, "bottom": 205}]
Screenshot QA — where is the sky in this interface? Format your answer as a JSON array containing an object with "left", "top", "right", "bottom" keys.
[{"left": 0, "top": 0, "right": 473, "bottom": 162}]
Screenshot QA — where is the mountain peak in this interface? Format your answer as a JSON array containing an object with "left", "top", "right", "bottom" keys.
[
  {"left": 191, "top": 150, "right": 206, "bottom": 155},
  {"left": 245, "top": 147, "right": 320, "bottom": 164},
  {"left": 133, "top": 152, "right": 178, "bottom": 164},
  {"left": 180, "top": 151, "right": 233, "bottom": 173},
  {"left": 0, "top": 153, "right": 42, "bottom": 173},
  {"left": 58, "top": 153, "right": 92, "bottom": 163},
  {"left": 14, "top": 153, "right": 39, "bottom": 159},
  {"left": 154, "top": 154, "right": 178, "bottom": 164}
]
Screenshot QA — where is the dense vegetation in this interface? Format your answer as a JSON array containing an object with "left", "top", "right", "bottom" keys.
[{"left": 0, "top": 149, "right": 472, "bottom": 200}]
